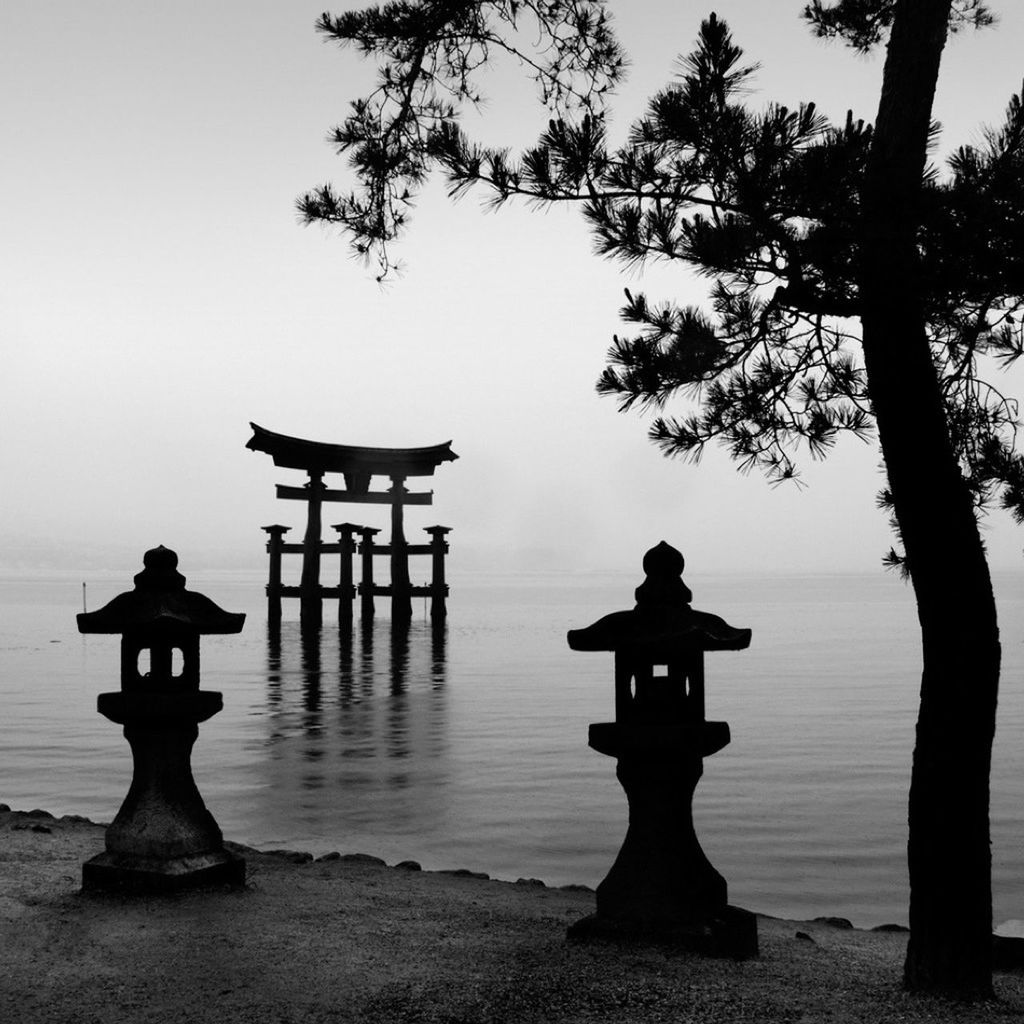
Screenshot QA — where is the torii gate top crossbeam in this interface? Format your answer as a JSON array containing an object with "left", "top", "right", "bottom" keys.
[{"left": 246, "top": 422, "right": 458, "bottom": 479}]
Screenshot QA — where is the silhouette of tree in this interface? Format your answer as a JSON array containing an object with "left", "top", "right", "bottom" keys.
[{"left": 300, "top": 0, "right": 1024, "bottom": 996}]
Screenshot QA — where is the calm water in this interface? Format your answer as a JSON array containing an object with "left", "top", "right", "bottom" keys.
[{"left": 2, "top": 568, "right": 1023, "bottom": 930}]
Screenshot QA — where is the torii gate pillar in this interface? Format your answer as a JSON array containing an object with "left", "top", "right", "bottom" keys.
[
  {"left": 390, "top": 474, "right": 412, "bottom": 622},
  {"left": 299, "top": 470, "right": 325, "bottom": 628}
]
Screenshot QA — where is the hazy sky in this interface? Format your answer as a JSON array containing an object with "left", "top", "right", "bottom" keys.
[{"left": 3, "top": 1, "right": 1023, "bottom": 576}]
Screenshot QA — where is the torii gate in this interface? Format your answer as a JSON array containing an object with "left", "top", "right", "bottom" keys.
[{"left": 246, "top": 423, "right": 457, "bottom": 626}]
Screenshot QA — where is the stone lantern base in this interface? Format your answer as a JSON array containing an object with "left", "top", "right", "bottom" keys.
[
  {"left": 567, "top": 720, "right": 758, "bottom": 960},
  {"left": 82, "top": 849, "right": 246, "bottom": 893},
  {"left": 81, "top": 690, "right": 246, "bottom": 894},
  {"left": 567, "top": 904, "right": 757, "bottom": 958}
]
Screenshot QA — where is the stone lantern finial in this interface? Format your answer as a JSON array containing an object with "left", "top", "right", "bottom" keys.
[
  {"left": 634, "top": 541, "right": 692, "bottom": 611},
  {"left": 133, "top": 545, "right": 185, "bottom": 590}
]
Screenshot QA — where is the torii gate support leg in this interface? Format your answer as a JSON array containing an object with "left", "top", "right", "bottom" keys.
[
  {"left": 300, "top": 471, "right": 324, "bottom": 628},
  {"left": 390, "top": 475, "right": 412, "bottom": 622}
]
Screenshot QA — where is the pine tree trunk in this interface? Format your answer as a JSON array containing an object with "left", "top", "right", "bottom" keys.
[{"left": 859, "top": 0, "right": 999, "bottom": 997}]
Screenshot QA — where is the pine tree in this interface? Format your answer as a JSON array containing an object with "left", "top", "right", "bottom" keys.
[{"left": 300, "top": 0, "right": 1024, "bottom": 996}]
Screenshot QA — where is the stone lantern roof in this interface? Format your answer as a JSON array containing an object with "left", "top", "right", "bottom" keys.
[
  {"left": 566, "top": 542, "right": 751, "bottom": 655},
  {"left": 77, "top": 546, "right": 245, "bottom": 635}
]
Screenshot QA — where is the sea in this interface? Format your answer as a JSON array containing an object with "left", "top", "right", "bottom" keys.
[{"left": 2, "top": 567, "right": 1023, "bottom": 933}]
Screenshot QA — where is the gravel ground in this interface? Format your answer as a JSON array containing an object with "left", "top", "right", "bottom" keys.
[{"left": 1, "top": 807, "right": 1021, "bottom": 1023}]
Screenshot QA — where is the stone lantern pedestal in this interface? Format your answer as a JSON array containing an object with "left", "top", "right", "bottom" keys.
[
  {"left": 77, "top": 546, "right": 246, "bottom": 892},
  {"left": 566, "top": 542, "right": 758, "bottom": 958}
]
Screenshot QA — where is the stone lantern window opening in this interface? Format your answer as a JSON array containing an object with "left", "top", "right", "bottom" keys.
[
  {"left": 122, "top": 633, "right": 199, "bottom": 691},
  {"left": 615, "top": 648, "right": 706, "bottom": 725}
]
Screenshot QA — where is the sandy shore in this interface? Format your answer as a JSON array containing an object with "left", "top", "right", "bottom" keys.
[{"left": 1, "top": 807, "right": 1021, "bottom": 1023}]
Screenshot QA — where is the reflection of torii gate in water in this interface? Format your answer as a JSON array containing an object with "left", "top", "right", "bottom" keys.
[{"left": 246, "top": 423, "right": 457, "bottom": 627}]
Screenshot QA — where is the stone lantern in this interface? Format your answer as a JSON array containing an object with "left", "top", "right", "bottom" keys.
[
  {"left": 566, "top": 541, "right": 757, "bottom": 957},
  {"left": 77, "top": 546, "right": 246, "bottom": 891}
]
